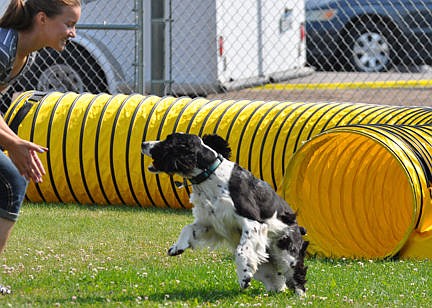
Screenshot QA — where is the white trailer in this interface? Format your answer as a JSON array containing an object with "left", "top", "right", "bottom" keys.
[
  {"left": 169, "top": 0, "right": 309, "bottom": 94},
  {"left": 0, "top": 0, "right": 308, "bottom": 97}
]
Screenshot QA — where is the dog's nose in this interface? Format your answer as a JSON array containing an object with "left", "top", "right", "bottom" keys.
[
  {"left": 141, "top": 142, "right": 151, "bottom": 155},
  {"left": 141, "top": 141, "right": 157, "bottom": 156}
]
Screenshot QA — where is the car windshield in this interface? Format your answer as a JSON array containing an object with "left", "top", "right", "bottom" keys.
[
  {"left": 82, "top": 0, "right": 98, "bottom": 4},
  {"left": 306, "top": 0, "right": 336, "bottom": 9}
]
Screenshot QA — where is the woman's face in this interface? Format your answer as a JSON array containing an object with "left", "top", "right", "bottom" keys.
[{"left": 42, "top": 5, "right": 81, "bottom": 51}]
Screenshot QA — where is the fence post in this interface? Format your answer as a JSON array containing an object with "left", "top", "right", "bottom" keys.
[
  {"left": 150, "top": 0, "right": 166, "bottom": 96},
  {"left": 135, "top": 0, "right": 144, "bottom": 94}
]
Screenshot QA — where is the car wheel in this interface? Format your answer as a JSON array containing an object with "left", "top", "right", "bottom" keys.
[
  {"left": 347, "top": 22, "right": 393, "bottom": 72},
  {"left": 22, "top": 42, "right": 109, "bottom": 94},
  {"left": 36, "top": 62, "right": 84, "bottom": 92}
]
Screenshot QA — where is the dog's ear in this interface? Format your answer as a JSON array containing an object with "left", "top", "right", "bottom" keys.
[{"left": 202, "top": 134, "right": 232, "bottom": 159}]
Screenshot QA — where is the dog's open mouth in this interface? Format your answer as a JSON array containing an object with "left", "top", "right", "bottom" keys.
[{"left": 147, "top": 162, "right": 158, "bottom": 173}]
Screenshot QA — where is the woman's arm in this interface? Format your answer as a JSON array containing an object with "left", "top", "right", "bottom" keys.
[{"left": 0, "top": 115, "right": 48, "bottom": 183}]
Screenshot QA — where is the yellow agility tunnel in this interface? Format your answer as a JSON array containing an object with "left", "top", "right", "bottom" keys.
[
  {"left": 4, "top": 90, "right": 432, "bottom": 259},
  {"left": 282, "top": 124, "right": 432, "bottom": 259}
]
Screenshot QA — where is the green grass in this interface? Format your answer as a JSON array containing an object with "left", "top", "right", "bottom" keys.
[{"left": 0, "top": 202, "right": 431, "bottom": 307}]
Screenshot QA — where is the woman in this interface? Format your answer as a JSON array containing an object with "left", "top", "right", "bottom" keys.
[{"left": 0, "top": 0, "right": 81, "bottom": 294}]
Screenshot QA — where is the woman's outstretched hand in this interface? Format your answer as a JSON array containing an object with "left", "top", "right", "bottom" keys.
[{"left": 8, "top": 140, "right": 48, "bottom": 183}]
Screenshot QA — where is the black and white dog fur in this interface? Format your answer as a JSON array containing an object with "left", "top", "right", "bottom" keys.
[{"left": 141, "top": 133, "right": 308, "bottom": 295}]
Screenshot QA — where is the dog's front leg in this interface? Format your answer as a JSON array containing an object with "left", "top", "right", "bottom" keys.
[
  {"left": 168, "top": 223, "right": 211, "bottom": 256},
  {"left": 235, "top": 220, "right": 269, "bottom": 289}
]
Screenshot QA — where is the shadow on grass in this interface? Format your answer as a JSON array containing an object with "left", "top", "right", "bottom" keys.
[
  {"left": 39, "top": 287, "right": 265, "bottom": 306},
  {"left": 25, "top": 201, "right": 192, "bottom": 216},
  {"left": 147, "top": 286, "right": 257, "bottom": 302}
]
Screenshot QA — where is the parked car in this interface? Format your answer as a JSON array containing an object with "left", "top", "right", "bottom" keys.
[{"left": 306, "top": 0, "right": 432, "bottom": 72}]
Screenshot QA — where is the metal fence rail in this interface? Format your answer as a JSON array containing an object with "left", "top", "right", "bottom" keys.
[{"left": 1, "top": 0, "right": 431, "bottom": 114}]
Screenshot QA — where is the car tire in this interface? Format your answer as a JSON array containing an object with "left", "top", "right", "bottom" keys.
[
  {"left": 22, "top": 42, "right": 109, "bottom": 94},
  {"left": 346, "top": 21, "right": 393, "bottom": 72}
]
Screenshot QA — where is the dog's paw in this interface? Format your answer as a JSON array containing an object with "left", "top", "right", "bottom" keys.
[
  {"left": 295, "top": 288, "right": 306, "bottom": 297},
  {"left": 167, "top": 245, "right": 184, "bottom": 256},
  {"left": 239, "top": 276, "right": 252, "bottom": 289},
  {"left": 238, "top": 270, "right": 254, "bottom": 289}
]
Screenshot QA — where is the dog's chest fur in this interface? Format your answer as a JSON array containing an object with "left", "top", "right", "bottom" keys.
[{"left": 189, "top": 159, "right": 242, "bottom": 244}]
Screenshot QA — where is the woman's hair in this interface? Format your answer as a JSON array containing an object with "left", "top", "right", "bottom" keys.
[{"left": 0, "top": 0, "right": 81, "bottom": 30}]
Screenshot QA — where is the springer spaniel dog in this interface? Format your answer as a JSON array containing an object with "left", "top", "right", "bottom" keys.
[{"left": 141, "top": 133, "right": 308, "bottom": 295}]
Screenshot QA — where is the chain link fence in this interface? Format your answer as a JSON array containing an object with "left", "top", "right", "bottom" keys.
[{"left": 1, "top": 0, "right": 432, "bottom": 114}]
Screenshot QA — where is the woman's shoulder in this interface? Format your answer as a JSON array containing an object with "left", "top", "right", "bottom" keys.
[
  {"left": 0, "top": 28, "right": 18, "bottom": 83},
  {"left": 0, "top": 28, "right": 18, "bottom": 63},
  {"left": 0, "top": 28, "right": 18, "bottom": 47}
]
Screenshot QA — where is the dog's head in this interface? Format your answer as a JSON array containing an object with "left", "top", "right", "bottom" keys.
[{"left": 141, "top": 133, "right": 231, "bottom": 177}]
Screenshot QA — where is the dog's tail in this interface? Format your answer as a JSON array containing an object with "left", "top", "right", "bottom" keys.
[
  {"left": 279, "top": 211, "right": 307, "bottom": 237},
  {"left": 279, "top": 211, "right": 297, "bottom": 225}
]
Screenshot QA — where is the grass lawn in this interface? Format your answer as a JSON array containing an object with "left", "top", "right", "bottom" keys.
[{"left": 0, "top": 202, "right": 430, "bottom": 307}]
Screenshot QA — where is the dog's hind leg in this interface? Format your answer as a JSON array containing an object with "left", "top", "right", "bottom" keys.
[
  {"left": 271, "top": 233, "right": 308, "bottom": 296},
  {"left": 168, "top": 223, "right": 215, "bottom": 256},
  {"left": 286, "top": 240, "right": 308, "bottom": 297},
  {"left": 254, "top": 261, "right": 287, "bottom": 292},
  {"left": 235, "top": 220, "right": 269, "bottom": 289}
]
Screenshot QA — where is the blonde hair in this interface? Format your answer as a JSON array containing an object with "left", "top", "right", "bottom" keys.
[{"left": 0, "top": 0, "right": 81, "bottom": 30}]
